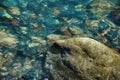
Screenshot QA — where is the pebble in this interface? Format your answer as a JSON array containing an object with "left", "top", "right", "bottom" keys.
[{"left": 8, "top": 7, "right": 21, "bottom": 15}]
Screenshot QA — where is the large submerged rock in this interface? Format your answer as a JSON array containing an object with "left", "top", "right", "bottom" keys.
[{"left": 46, "top": 37, "right": 120, "bottom": 80}]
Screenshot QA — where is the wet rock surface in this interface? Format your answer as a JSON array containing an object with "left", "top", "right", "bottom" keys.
[{"left": 46, "top": 37, "right": 120, "bottom": 80}]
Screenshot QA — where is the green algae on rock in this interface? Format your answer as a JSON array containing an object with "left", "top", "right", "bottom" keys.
[{"left": 46, "top": 37, "right": 120, "bottom": 80}]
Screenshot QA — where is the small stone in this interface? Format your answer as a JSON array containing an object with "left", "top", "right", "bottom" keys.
[
  {"left": 28, "top": 43, "right": 40, "bottom": 48},
  {"left": 31, "top": 36, "right": 46, "bottom": 44},
  {"left": 3, "top": 10, "right": 13, "bottom": 19},
  {"left": 4, "top": 52, "right": 14, "bottom": 59},
  {"left": 0, "top": 72, "right": 9, "bottom": 76},
  {"left": 20, "top": 27, "right": 27, "bottom": 34},
  {"left": 20, "top": 26, "right": 27, "bottom": 31},
  {"left": 60, "top": 27, "right": 72, "bottom": 36},
  {"left": 44, "top": 78, "right": 48, "bottom": 80},
  {"left": 0, "top": 67, "right": 7, "bottom": 71},
  {"left": 53, "top": 8, "right": 60, "bottom": 16},
  {"left": 68, "top": 27, "right": 86, "bottom": 36},
  {"left": 75, "top": 5, "right": 83, "bottom": 11},
  {"left": 11, "top": 18, "right": 20, "bottom": 27},
  {"left": 47, "top": 34, "right": 69, "bottom": 45},
  {"left": 44, "top": 18, "right": 60, "bottom": 26},
  {"left": 0, "top": 31, "right": 18, "bottom": 48},
  {"left": 8, "top": 7, "right": 21, "bottom": 15},
  {"left": 47, "top": 34, "right": 63, "bottom": 41}
]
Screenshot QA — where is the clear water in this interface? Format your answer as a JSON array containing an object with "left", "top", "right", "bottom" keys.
[{"left": 0, "top": 0, "right": 120, "bottom": 79}]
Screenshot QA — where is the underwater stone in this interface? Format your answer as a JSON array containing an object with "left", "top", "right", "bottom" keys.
[
  {"left": 68, "top": 27, "right": 86, "bottom": 36},
  {"left": 47, "top": 34, "right": 70, "bottom": 46},
  {"left": 0, "top": 31, "right": 17, "bottom": 48},
  {"left": 46, "top": 37, "right": 120, "bottom": 80},
  {"left": 31, "top": 36, "right": 46, "bottom": 45},
  {"left": 44, "top": 18, "right": 59, "bottom": 27},
  {"left": 47, "top": 34, "right": 69, "bottom": 40},
  {"left": 0, "top": 52, "right": 14, "bottom": 70},
  {"left": 90, "top": 0, "right": 116, "bottom": 18},
  {"left": 20, "top": 26, "right": 28, "bottom": 34},
  {"left": 28, "top": 43, "right": 40, "bottom": 48},
  {"left": 0, "top": 9, "right": 13, "bottom": 19},
  {"left": 0, "top": 0, "right": 119, "bottom": 79},
  {"left": 47, "top": 34, "right": 65, "bottom": 46},
  {"left": 54, "top": 26, "right": 86, "bottom": 37},
  {"left": 85, "top": 19, "right": 119, "bottom": 51},
  {"left": 8, "top": 7, "right": 21, "bottom": 15},
  {"left": 75, "top": 4, "right": 84, "bottom": 11}
]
